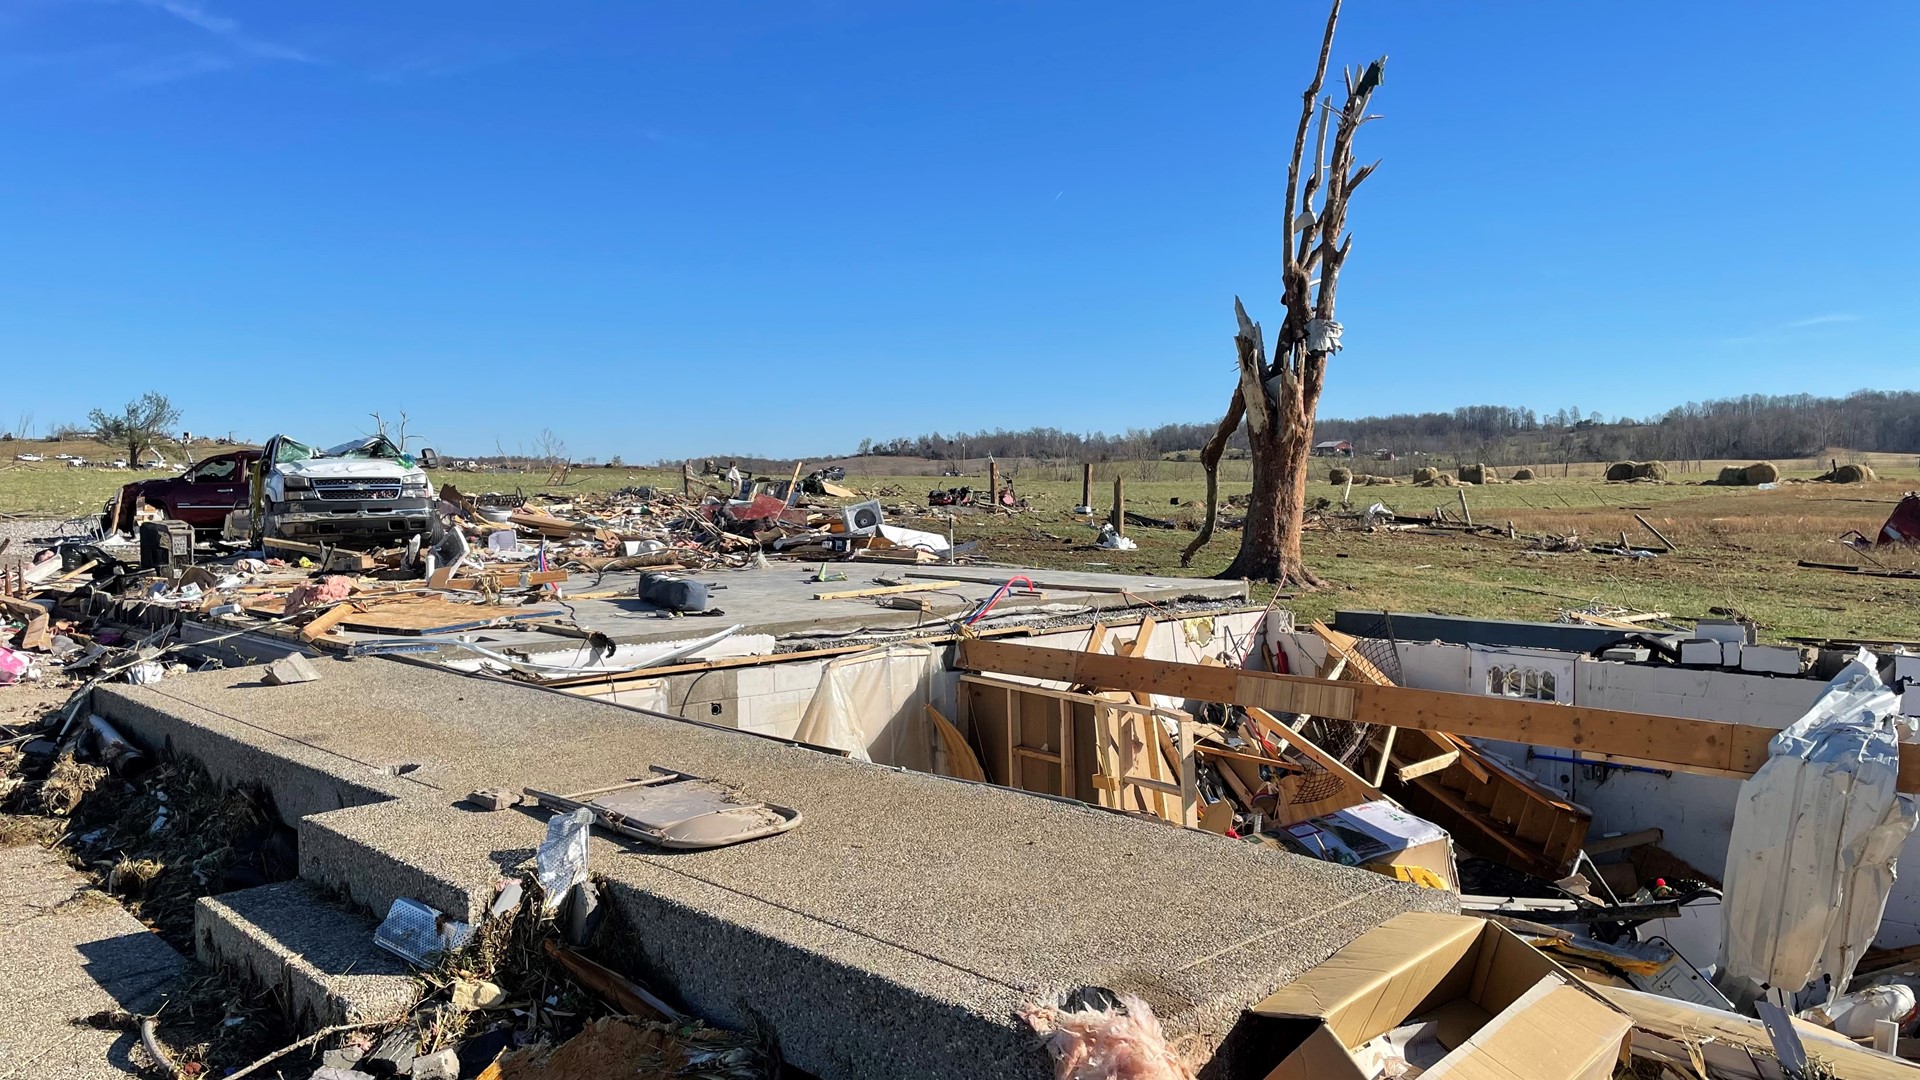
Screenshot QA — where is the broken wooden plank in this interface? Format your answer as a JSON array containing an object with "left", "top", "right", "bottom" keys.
[
  {"left": 1391, "top": 749, "right": 1459, "bottom": 783},
  {"left": 0, "top": 594, "right": 51, "bottom": 650},
  {"left": 1243, "top": 706, "right": 1382, "bottom": 801},
  {"left": 298, "top": 602, "right": 357, "bottom": 642},
  {"left": 448, "top": 569, "right": 568, "bottom": 590},
  {"left": 262, "top": 536, "right": 377, "bottom": 570}
]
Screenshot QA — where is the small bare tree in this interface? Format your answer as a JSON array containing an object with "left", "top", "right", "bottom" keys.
[
  {"left": 368, "top": 410, "right": 414, "bottom": 449},
  {"left": 88, "top": 392, "right": 181, "bottom": 465},
  {"left": 533, "top": 428, "right": 568, "bottom": 470},
  {"left": 1184, "top": 0, "right": 1384, "bottom": 585}
]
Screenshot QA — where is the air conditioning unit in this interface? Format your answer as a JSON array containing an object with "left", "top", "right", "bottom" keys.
[{"left": 842, "top": 500, "right": 884, "bottom": 535}]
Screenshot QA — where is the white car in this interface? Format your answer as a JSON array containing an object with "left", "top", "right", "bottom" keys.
[
  {"left": 110, "top": 459, "right": 129, "bottom": 469},
  {"left": 66, "top": 457, "right": 87, "bottom": 467},
  {"left": 12, "top": 453, "right": 43, "bottom": 462},
  {"left": 53, "top": 453, "right": 74, "bottom": 461}
]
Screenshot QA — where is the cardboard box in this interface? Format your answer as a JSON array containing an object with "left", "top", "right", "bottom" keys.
[
  {"left": 1257, "top": 912, "right": 1631, "bottom": 1080},
  {"left": 1280, "top": 800, "right": 1458, "bottom": 891}
]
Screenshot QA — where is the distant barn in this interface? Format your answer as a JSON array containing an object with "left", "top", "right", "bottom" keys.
[{"left": 1311, "top": 439, "right": 1353, "bottom": 457}]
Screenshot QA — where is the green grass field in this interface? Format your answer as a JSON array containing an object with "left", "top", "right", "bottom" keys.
[{"left": 6, "top": 445, "right": 1916, "bottom": 644}]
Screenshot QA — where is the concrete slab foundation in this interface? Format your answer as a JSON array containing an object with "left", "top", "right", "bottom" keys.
[
  {"left": 0, "top": 846, "right": 186, "bottom": 1080},
  {"left": 96, "top": 653, "right": 1453, "bottom": 1080}
]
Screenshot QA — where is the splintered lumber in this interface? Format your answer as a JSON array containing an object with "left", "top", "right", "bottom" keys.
[
  {"left": 1391, "top": 749, "right": 1460, "bottom": 783},
  {"left": 262, "top": 537, "right": 376, "bottom": 571},
  {"left": 0, "top": 594, "right": 51, "bottom": 650},
  {"left": 298, "top": 602, "right": 358, "bottom": 642},
  {"left": 448, "top": 569, "right": 568, "bottom": 590},
  {"left": 1243, "top": 706, "right": 1382, "bottom": 801},
  {"left": 509, "top": 509, "right": 592, "bottom": 538},
  {"left": 955, "top": 638, "right": 1913, "bottom": 791},
  {"left": 814, "top": 580, "right": 963, "bottom": 601}
]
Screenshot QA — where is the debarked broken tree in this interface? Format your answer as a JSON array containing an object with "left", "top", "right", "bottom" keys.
[{"left": 1184, "top": 0, "right": 1384, "bottom": 587}]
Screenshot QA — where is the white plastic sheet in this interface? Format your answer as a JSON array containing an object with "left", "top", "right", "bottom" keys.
[
  {"left": 1719, "top": 649, "right": 1920, "bottom": 1004},
  {"left": 791, "top": 644, "right": 936, "bottom": 769},
  {"left": 536, "top": 807, "right": 594, "bottom": 914}
]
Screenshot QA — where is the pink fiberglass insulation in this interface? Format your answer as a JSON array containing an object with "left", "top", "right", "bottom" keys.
[{"left": 1019, "top": 994, "right": 1197, "bottom": 1080}]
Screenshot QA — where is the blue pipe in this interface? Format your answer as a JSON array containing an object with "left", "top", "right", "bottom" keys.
[{"left": 1526, "top": 751, "right": 1670, "bottom": 776}]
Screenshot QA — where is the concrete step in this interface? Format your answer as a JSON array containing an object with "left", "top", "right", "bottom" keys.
[
  {"left": 299, "top": 798, "right": 535, "bottom": 926},
  {"left": 195, "top": 880, "right": 421, "bottom": 1033}
]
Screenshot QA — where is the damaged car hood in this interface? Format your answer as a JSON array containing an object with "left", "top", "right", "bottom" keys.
[{"left": 276, "top": 458, "right": 418, "bottom": 480}]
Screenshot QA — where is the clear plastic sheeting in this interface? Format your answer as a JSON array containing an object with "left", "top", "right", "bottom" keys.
[
  {"left": 1719, "top": 648, "right": 1920, "bottom": 1006},
  {"left": 536, "top": 807, "right": 594, "bottom": 914},
  {"left": 791, "top": 644, "right": 936, "bottom": 769}
]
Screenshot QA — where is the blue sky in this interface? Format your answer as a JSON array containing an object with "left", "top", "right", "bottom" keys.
[{"left": 4, "top": 1, "right": 1916, "bottom": 461}]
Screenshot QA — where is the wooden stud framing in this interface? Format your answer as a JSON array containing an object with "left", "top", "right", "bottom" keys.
[{"left": 955, "top": 637, "right": 1912, "bottom": 791}]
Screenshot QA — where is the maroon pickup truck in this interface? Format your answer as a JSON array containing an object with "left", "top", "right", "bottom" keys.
[{"left": 103, "top": 449, "right": 261, "bottom": 535}]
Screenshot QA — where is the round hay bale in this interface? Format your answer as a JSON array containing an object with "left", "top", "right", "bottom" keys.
[
  {"left": 1430, "top": 473, "right": 1458, "bottom": 487},
  {"left": 1458, "top": 463, "right": 1497, "bottom": 485},
  {"left": 1328, "top": 466, "right": 1353, "bottom": 485},
  {"left": 1605, "top": 461, "right": 1637, "bottom": 482},
  {"left": 1511, "top": 467, "right": 1536, "bottom": 481},
  {"left": 1411, "top": 466, "right": 1439, "bottom": 484},
  {"left": 1715, "top": 465, "right": 1746, "bottom": 485},
  {"left": 1364, "top": 475, "right": 1399, "bottom": 485},
  {"left": 1742, "top": 461, "right": 1780, "bottom": 485},
  {"left": 1830, "top": 463, "right": 1875, "bottom": 483},
  {"left": 1631, "top": 460, "right": 1669, "bottom": 481}
]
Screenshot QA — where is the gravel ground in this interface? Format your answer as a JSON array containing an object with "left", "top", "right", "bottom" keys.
[{"left": 0, "top": 516, "right": 83, "bottom": 570}]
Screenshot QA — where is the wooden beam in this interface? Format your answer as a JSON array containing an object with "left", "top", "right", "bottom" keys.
[
  {"left": 1195, "top": 743, "right": 1305, "bottom": 772},
  {"left": 954, "top": 638, "right": 1861, "bottom": 790},
  {"left": 1370, "top": 724, "right": 1398, "bottom": 788},
  {"left": 1392, "top": 749, "right": 1460, "bottom": 783},
  {"left": 1244, "top": 706, "right": 1383, "bottom": 801}
]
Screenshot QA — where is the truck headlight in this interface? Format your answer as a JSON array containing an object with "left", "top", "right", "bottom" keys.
[
  {"left": 402, "top": 480, "right": 430, "bottom": 497},
  {"left": 283, "top": 475, "right": 312, "bottom": 490}
]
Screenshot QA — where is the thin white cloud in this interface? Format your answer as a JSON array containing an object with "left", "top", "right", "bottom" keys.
[
  {"left": 135, "top": 0, "right": 314, "bottom": 63},
  {"left": 1723, "top": 313, "right": 1862, "bottom": 345},
  {"left": 1783, "top": 313, "right": 1861, "bottom": 329}
]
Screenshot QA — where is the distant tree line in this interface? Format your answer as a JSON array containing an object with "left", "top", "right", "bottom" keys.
[{"left": 852, "top": 390, "right": 1920, "bottom": 465}]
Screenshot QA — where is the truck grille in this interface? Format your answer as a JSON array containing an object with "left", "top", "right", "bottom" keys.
[{"left": 312, "top": 478, "right": 402, "bottom": 501}]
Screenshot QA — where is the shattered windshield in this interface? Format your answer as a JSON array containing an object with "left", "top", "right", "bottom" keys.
[
  {"left": 322, "top": 435, "right": 407, "bottom": 460},
  {"left": 273, "top": 434, "right": 413, "bottom": 466}
]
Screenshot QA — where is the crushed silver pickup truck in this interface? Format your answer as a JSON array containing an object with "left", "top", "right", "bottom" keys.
[{"left": 252, "top": 434, "right": 441, "bottom": 545}]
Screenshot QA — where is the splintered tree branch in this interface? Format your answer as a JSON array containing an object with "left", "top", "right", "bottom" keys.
[
  {"left": 1182, "top": 387, "right": 1247, "bottom": 568},
  {"left": 1233, "top": 298, "right": 1271, "bottom": 435},
  {"left": 1282, "top": 0, "right": 1344, "bottom": 277}
]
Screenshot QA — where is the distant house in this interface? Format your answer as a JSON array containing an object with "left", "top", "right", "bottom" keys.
[{"left": 1311, "top": 440, "right": 1353, "bottom": 457}]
